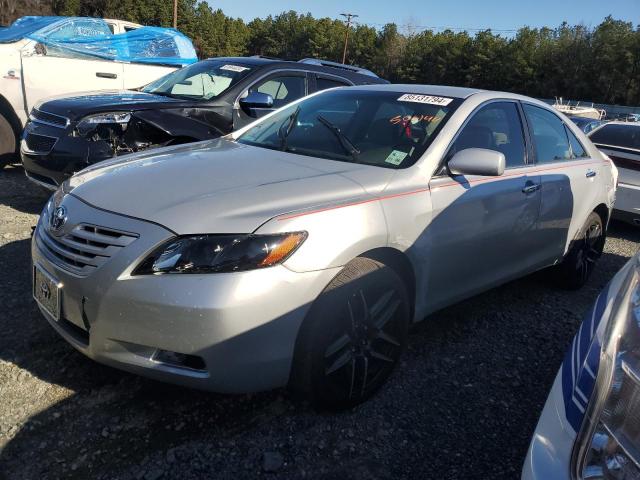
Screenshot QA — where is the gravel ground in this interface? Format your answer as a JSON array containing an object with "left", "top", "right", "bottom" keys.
[{"left": 0, "top": 164, "right": 638, "bottom": 480}]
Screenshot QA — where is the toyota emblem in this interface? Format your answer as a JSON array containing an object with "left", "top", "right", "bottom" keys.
[{"left": 50, "top": 205, "right": 67, "bottom": 232}]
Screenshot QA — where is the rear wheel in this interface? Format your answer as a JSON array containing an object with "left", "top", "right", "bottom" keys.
[
  {"left": 553, "top": 212, "right": 605, "bottom": 289},
  {"left": 291, "top": 258, "right": 410, "bottom": 410},
  {"left": 0, "top": 113, "right": 18, "bottom": 168}
]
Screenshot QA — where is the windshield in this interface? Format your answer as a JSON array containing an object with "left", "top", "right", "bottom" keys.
[
  {"left": 142, "top": 61, "right": 252, "bottom": 100},
  {"left": 237, "top": 89, "right": 460, "bottom": 169}
]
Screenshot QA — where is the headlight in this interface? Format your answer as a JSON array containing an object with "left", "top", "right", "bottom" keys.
[
  {"left": 575, "top": 257, "right": 640, "bottom": 479},
  {"left": 133, "top": 232, "right": 307, "bottom": 275},
  {"left": 76, "top": 112, "right": 131, "bottom": 136}
]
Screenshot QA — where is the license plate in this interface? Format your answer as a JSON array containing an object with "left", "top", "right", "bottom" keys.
[{"left": 33, "top": 265, "right": 60, "bottom": 321}]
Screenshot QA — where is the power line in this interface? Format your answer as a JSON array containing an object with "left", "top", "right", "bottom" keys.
[{"left": 340, "top": 13, "right": 358, "bottom": 64}]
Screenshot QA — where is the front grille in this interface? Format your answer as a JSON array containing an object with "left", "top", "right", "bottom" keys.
[
  {"left": 30, "top": 109, "right": 69, "bottom": 128},
  {"left": 24, "top": 133, "right": 57, "bottom": 154},
  {"left": 37, "top": 223, "right": 138, "bottom": 276}
]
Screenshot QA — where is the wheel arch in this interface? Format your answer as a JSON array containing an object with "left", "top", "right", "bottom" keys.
[
  {"left": 593, "top": 203, "right": 610, "bottom": 228},
  {"left": 358, "top": 247, "right": 417, "bottom": 321},
  {"left": 0, "top": 93, "right": 23, "bottom": 138}
]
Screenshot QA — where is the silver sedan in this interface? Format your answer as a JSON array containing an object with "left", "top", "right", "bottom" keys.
[{"left": 32, "top": 85, "right": 617, "bottom": 408}]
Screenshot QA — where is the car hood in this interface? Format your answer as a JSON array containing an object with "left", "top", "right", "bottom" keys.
[
  {"left": 36, "top": 90, "right": 200, "bottom": 120},
  {"left": 67, "top": 139, "right": 396, "bottom": 234}
]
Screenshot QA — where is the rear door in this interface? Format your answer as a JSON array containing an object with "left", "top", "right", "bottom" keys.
[
  {"left": 522, "top": 104, "right": 602, "bottom": 261},
  {"left": 233, "top": 70, "right": 309, "bottom": 129},
  {"left": 426, "top": 100, "right": 542, "bottom": 310}
]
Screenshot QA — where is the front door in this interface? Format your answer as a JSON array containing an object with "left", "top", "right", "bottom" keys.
[{"left": 425, "top": 101, "right": 542, "bottom": 310}]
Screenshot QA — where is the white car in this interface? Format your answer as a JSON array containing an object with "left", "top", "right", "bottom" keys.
[
  {"left": 0, "top": 16, "right": 194, "bottom": 166},
  {"left": 523, "top": 253, "right": 640, "bottom": 479}
]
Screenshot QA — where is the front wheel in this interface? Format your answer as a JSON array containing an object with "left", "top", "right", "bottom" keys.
[
  {"left": 0, "top": 113, "right": 18, "bottom": 168},
  {"left": 552, "top": 212, "right": 605, "bottom": 289},
  {"left": 291, "top": 258, "right": 410, "bottom": 410}
]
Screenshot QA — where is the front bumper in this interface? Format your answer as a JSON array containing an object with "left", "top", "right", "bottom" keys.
[
  {"left": 32, "top": 193, "right": 340, "bottom": 393},
  {"left": 522, "top": 370, "right": 574, "bottom": 479},
  {"left": 20, "top": 119, "right": 112, "bottom": 189}
]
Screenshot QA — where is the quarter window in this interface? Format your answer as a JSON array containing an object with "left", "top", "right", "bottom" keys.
[
  {"left": 565, "top": 126, "right": 589, "bottom": 158},
  {"left": 447, "top": 102, "right": 527, "bottom": 168},
  {"left": 317, "top": 77, "right": 350, "bottom": 91},
  {"left": 523, "top": 104, "right": 571, "bottom": 163},
  {"left": 251, "top": 75, "right": 306, "bottom": 109}
]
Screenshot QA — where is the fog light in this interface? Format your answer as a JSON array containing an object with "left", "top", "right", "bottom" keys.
[{"left": 153, "top": 350, "right": 206, "bottom": 371}]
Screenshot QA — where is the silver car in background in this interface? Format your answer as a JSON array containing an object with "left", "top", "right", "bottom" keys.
[
  {"left": 589, "top": 121, "right": 640, "bottom": 226},
  {"left": 32, "top": 85, "right": 617, "bottom": 408}
]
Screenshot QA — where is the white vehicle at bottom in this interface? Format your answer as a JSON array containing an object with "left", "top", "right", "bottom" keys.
[
  {"left": 0, "top": 16, "right": 196, "bottom": 166},
  {"left": 523, "top": 253, "right": 640, "bottom": 479}
]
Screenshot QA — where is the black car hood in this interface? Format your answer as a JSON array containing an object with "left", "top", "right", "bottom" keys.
[{"left": 35, "top": 90, "right": 207, "bottom": 120}]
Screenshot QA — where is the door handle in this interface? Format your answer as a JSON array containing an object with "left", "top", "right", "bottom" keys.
[
  {"left": 522, "top": 183, "right": 541, "bottom": 194},
  {"left": 96, "top": 72, "right": 117, "bottom": 79},
  {"left": 586, "top": 169, "right": 597, "bottom": 178}
]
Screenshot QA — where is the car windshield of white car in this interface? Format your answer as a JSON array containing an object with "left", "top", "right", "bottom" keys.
[
  {"left": 142, "top": 61, "right": 253, "bottom": 100},
  {"left": 237, "top": 89, "right": 461, "bottom": 169}
]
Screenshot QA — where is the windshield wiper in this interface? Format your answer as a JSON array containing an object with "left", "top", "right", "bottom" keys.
[
  {"left": 316, "top": 115, "right": 360, "bottom": 161},
  {"left": 278, "top": 106, "right": 301, "bottom": 151}
]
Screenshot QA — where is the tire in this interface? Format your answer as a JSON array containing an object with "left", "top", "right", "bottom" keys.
[
  {"left": 0, "top": 113, "right": 18, "bottom": 168},
  {"left": 290, "top": 257, "right": 410, "bottom": 410},
  {"left": 552, "top": 212, "right": 605, "bottom": 289}
]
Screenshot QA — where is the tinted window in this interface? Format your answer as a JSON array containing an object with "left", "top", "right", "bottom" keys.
[
  {"left": 251, "top": 75, "right": 306, "bottom": 108},
  {"left": 565, "top": 126, "right": 589, "bottom": 158},
  {"left": 238, "top": 89, "right": 460, "bottom": 169},
  {"left": 590, "top": 124, "right": 640, "bottom": 150},
  {"left": 317, "top": 77, "right": 350, "bottom": 91},
  {"left": 523, "top": 104, "right": 571, "bottom": 163},
  {"left": 448, "top": 102, "right": 526, "bottom": 168}
]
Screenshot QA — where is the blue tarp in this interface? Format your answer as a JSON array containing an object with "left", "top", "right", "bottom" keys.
[{"left": 0, "top": 16, "right": 197, "bottom": 67}]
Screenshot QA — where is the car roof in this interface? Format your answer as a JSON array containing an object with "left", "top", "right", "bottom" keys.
[
  {"left": 345, "top": 83, "right": 484, "bottom": 99},
  {"left": 203, "top": 57, "right": 389, "bottom": 84}
]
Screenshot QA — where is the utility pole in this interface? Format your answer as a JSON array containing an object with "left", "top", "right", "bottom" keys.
[
  {"left": 173, "top": 0, "right": 178, "bottom": 29},
  {"left": 340, "top": 13, "right": 358, "bottom": 64}
]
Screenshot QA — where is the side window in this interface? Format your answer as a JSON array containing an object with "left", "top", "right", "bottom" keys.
[
  {"left": 317, "top": 77, "right": 350, "bottom": 91},
  {"left": 447, "top": 102, "right": 526, "bottom": 168},
  {"left": 523, "top": 104, "right": 571, "bottom": 163},
  {"left": 250, "top": 75, "right": 306, "bottom": 109},
  {"left": 565, "top": 126, "right": 589, "bottom": 159}
]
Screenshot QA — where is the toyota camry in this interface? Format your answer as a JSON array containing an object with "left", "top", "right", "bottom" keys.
[{"left": 32, "top": 85, "right": 617, "bottom": 408}]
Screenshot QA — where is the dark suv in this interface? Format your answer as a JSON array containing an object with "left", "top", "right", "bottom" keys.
[{"left": 21, "top": 56, "right": 387, "bottom": 189}]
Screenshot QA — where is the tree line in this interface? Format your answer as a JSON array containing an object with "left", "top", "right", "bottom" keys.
[{"left": 4, "top": 0, "right": 640, "bottom": 106}]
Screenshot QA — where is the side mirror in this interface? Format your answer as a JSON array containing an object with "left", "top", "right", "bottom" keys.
[
  {"left": 240, "top": 92, "right": 274, "bottom": 110},
  {"left": 448, "top": 148, "right": 505, "bottom": 177}
]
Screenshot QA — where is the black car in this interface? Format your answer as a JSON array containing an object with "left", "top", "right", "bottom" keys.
[{"left": 21, "top": 56, "right": 387, "bottom": 189}]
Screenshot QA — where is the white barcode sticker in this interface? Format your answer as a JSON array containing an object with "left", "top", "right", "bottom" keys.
[
  {"left": 220, "top": 64, "right": 249, "bottom": 72},
  {"left": 397, "top": 94, "right": 453, "bottom": 106}
]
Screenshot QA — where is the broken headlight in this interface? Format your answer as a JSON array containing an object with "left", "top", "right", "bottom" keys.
[
  {"left": 575, "top": 256, "right": 640, "bottom": 479},
  {"left": 76, "top": 112, "right": 131, "bottom": 136},
  {"left": 133, "top": 232, "right": 307, "bottom": 275}
]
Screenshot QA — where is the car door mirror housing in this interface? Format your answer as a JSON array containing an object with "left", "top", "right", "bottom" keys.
[
  {"left": 448, "top": 148, "right": 506, "bottom": 177},
  {"left": 240, "top": 92, "right": 274, "bottom": 109}
]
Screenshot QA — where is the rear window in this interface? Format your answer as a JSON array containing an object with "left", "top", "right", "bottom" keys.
[{"left": 590, "top": 124, "right": 640, "bottom": 150}]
